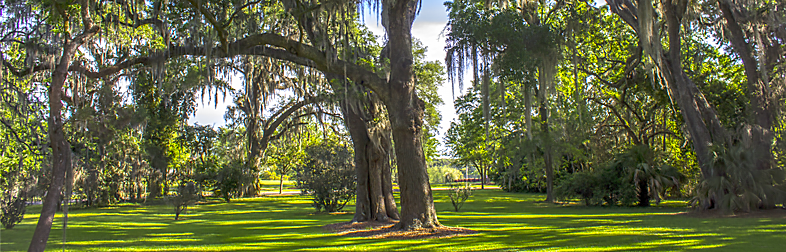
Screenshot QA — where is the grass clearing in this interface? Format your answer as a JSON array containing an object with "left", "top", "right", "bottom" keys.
[{"left": 1, "top": 190, "right": 784, "bottom": 251}]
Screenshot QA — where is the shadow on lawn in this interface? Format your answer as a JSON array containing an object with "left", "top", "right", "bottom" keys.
[{"left": 1, "top": 191, "right": 785, "bottom": 251}]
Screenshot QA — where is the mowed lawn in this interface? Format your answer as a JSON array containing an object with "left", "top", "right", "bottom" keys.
[{"left": 1, "top": 190, "right": 785, "bottom": 251}]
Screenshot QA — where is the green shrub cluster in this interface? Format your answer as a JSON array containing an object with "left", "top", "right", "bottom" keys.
[
  {"left": 557, "top": 145, "right": 683, "bottom": 206},
  {"left": 556, "top": 164, "right": 638, "bottom": 206}
]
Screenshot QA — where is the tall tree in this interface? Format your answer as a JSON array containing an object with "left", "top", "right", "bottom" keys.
[{"left": 6, "top": 0, "right": 441, "bottom": 230}]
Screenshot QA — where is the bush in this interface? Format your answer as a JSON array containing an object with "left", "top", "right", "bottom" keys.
[
  {"left": 448, "top": 183, "right": 473, "bottom": 211},
  {"left": 213, "top": 160, "right": 248, "bottom": 202},
  {"left": 166, "top": 181, "right": 200, "bottom": 220},
  {"left": 556, "top": 145, "right": 684, "bottom": 206},
  {"left": 556, "top": 164, "right": 637, "bottom": 206},
  {"left": 1, "top": 194, "right": 26, "bottom": 229},
  {"left": 297, "top": 144, "right": 356, "bottom": 213}
]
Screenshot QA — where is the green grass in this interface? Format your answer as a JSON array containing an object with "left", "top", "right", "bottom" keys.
[{"left": 1, "top": 190, "right": 784, "bottom": 251}]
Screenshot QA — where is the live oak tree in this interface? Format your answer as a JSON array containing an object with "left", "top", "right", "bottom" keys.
[{"left": 3, "top": 3, "right": 442, "bottom": 248}]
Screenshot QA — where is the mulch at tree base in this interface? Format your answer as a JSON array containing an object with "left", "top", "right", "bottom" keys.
[{"left": 324, "top": 221, "right": 478, "bottom": 239}]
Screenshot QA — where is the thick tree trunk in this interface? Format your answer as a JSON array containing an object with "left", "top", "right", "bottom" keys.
[
  {"left": 380, "top": 150, "right": 398, "bottom": 219},
  {"left": 367, "top": 142, "right": 388, "bottom": 220},
  {"left": 662, "top": 1, "right": 726, "bottom": 180},
  {"left": 718, "top": 1, "right": 774, "bottom": 171},
  {"left": 389, "top": 104, "right": 438, "bottom": 229},
  {"left": 247, "top": 64, "right": 263, "bottom": 169},
  {"left": 385, "top": 0, "right": 439, "bottom": 230},
  {"left": 342, "top": 99, "right": 399, "bottom": 222}
]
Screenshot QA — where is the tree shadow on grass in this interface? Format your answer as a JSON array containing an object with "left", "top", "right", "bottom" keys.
[{"left": 3, "top": 192, "right": 786, "bottom": 251}]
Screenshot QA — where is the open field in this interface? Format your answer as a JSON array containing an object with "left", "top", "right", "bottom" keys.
[{"left": 2, "top": 190, "right": 784, "bottom": 251}]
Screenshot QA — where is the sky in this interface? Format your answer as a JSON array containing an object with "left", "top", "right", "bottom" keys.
[{"left": 188, "top": 0, "right": 464, "bottom": 155}]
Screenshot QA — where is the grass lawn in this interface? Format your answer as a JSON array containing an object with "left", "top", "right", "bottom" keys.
[{"left": 1, "top": 190, "right": 784, "bottom": 251}]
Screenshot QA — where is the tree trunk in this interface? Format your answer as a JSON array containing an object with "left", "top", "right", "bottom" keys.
[
  {"left": 389, "top": 102, "right": 438, "bottom": 229},
  {"left": 367, "top": 140, "right": 388, "bottom": 220},
  {"left": 246, "top": 62, "right": 263, "bottom": 169},
  {"left": 480, "top": 164, "right": 485, "bottom": 190},
  {"left": 662, "top": 1, "right": 726, "bottom": 180},
  {"left": 342, "top": 98, "right": 399, "bottom": 222},
  {"left": 718, "top": 0, "right": 774, "bottom": 171},
  {"left": 385, "top": 0, "right": 439, "bottom": 230},
  {"left": 162, "top": 171, "right": 169, "bottom": 196},
  {"left": 28, "top": 38, "right": 81, "bottom": 252},
  {"left": 540, "top": 100, "right": 554, "bottom": 202},
  {"left": 606, "top": 0, "right": 726, "bottom": 184},
  {"left": 279, "top": 173, "right": 284, "bottom": 194},
  {"left": 381, "top": 150, "right": 398, "bottom": 219},
  {"left": 637, "top": 179, "right": 650, "bottom": 207}
]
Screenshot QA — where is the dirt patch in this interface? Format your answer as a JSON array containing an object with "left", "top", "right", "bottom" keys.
[
  {"left": 677, "top": 208, "right": 786, "bottom": 218},
  {"left": 324, "top": 221, "right": 478, "bottom": 239}
]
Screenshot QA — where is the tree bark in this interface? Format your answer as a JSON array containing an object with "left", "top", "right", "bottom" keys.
[
  {"left": 342, "top": 97, "right": 399, "bottom": 222},
  {"left": 279, "top": 173, "right": 284, "bottom": 194},
  {"left": 246, "top": 61, "right": 263, "bottom": 169},
  {"left": 27, "top": 31, "right": 85, "bottom": 252},
  {"left": 662, "top": 0, "right": 726, "bottom": 179},
  {"left": 385, "top": 0, "right": 439, "bottom": 230}
]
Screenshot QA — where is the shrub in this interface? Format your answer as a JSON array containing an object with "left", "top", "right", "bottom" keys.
[
  {"left": 1, "top": 194, "right": 26, "bottom": 229},
  {"left": 166, "top": 181, "right": 200, "bottom": 220},
  {"left": 214, "top": 161, "right": 244, "bottom": 202},
  {"left": 448, "top": 183, "right": 473, "bottom": 211},
  {"left": 557, "top": 145, "right": 684, "bottom": 207},
  {"left": 556, "top": 164, "right": 637, "bottom": 206},
  {"left": 297, "top": 144, "right": 356, "bottom": 213}
]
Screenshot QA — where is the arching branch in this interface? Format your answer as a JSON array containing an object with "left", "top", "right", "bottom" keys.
[{"left": 11, "top": 33, "right": 389, "bottom": 101}]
